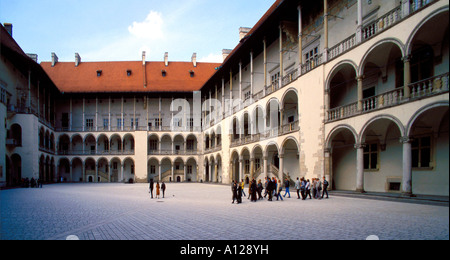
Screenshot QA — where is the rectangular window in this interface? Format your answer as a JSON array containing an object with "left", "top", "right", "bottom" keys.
[
  {"left": 255, "top": 158, "right": 261, "bottom": 171},
  {"left": 117, "top": 119, "right": 123, "bottom": 129},
  {"left": 103, "top": 118, "right": 109, "bottom": 130},
  {"left": 86, "top": 119, "right": 94, "bottom": 130},
  {"left": 245, "top": 159, "right": 250, "bottom": 174},
  {"left": 271, "top": 72, "right": 280, "bottom": 86},
  {"left": 412, "top": 136, "right": 432, "bottom": 168},
  {"left": 364, "top": 143, "right": 379, "bottom": 170},
  {"left": 149, "top": 140, "right": 157, "bottom": 151},
  {"left": 244, "top": 91, "right": 251, "bottom": 101},
  {"left": 150, "top": 165, "right": 156, "bottom": 174},
  {"left": 187, "top": 165, "right": 193, "bottom": 174}
]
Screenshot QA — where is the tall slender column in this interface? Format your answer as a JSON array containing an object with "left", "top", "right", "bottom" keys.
[
  {"left": 95, "top": 97, "right": 98, "bottom": 132},
  {"left": 279, "top": 25, "right": 284, "bottom": 82},
  {"left": 263, "top": 38, "right": 268, "bottom": 95},
  {"left": 401, "top": 137, "right": 413, "bottom": 196},
  {"left": 222, "top": 78, "right": 225, "bottom": 116},
  {"left": 355, "top": 143, "right": 365, "bottom": 193},
  {"left": 250, "top": 51, "right": 254, "bottom": 97},
  {"left": 159, "top": 164, "right": 162, "bottom": 181},
  {"left": 82, "top": 97, "right": 85, "bottom": 132},
  {"left": 279, "top": 154, "right": 284, "bottom": 181},
  {"left": 108, "top": 96, "right": 111, "bottom": 131},
  {"left": 356, "top": 0, "right": 363, "bottom": 43},
  {"left": 184, "top": 165, "right": 187, "bottom": 182},
  {"left": 239, "top": 157, "right": 243, "bottom": 181},
  {"left": 298, "top": 5, "right": 303, "bottom": 73},
  {"left": 95, "top": 162, "right": 98, "bottom": 183},
  {"left": 357, "top": 75, "right": 364, "bottom": 111},
  {"left": 69, "top": 97, "right": 73, "bottom": 131},
  {"left": 121, "top": 164, "right": 124, "bottom": 183},
  {"left": 121, "top": 96, "right": 124, "bottom": 131},
  {"left": 69, "top": 163, "right": 73, "bottom": 182},
  {"left": 263, "top": 156, "right": 268, "bottom": 178},
  {"left": 403, "top": 56, "right": 411, "bottom": 99},
  {"left": 239, "top": 61, "right": 242, "bottom": 104},
  {"left": 323, "top": 0, "right": 329, "bottom": 62}
]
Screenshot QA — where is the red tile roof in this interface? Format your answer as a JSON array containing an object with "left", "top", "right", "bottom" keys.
[{"left": 40, "top": 60, "right": 220, "bottom": 93}]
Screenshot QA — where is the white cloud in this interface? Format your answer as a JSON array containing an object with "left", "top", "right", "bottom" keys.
[
  {"left": 198, "top": 53, "right": 223, "bottom": 63},
  {"left": 128, "top": 11, "right": 164, "bottom": 40}
]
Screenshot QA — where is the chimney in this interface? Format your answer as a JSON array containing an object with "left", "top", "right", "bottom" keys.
[
  {"left": 4, "top": 23, "right": 13, "bottom": 37},
  {"left": 142, "top": 51, "right": 146, "bottom": 66},
  {"left": 142, "top": 51, "right": 147, "bottom": 88},
  {"left": 192, "top": 53, "right": 197, "bottom": 67},
  {"left": 239, "top": 27, "right": 252, "bottom": 41},
  {"left": 222, "top": 49, "right": 232, "bottom": 62},
  {"left": 75, "top": 53, "right": 81, "bottom": 67},
  {"left": 164, "top": 52, "right": 169, "bottom": 67},
  {"left": 51, "top": 52, "right": 59, "bottom": 67}
]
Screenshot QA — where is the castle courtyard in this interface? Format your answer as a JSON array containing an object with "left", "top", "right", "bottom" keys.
[{"left": 1, "top": 183, "right": 448, "bottom": 241}]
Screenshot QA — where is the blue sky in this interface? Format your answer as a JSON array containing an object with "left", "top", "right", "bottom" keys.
[{"left": 1, "top": 0, "right": 275, "bottom": 63}]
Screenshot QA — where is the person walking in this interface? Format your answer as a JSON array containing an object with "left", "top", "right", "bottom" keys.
[
  {"left": 321, "top": 177, "right": 329, "bottom": 199},
  {"left": 149, "top": 179, "right": 154, "bottom": 199},
  {"left": 305, "top": 179, "right": 312, "bottom": 199},
  {"left": 257, "top": 179, "right": 263, "bottom": 200},
  {"left": 232, "top": 181, "right": 238, "bottom": 204},
  {"left": 283, "top": 177, "right": 291, "bottom": 198},
  {"left": 237, "top": 181, "right": 243, "bottom": 204},
  {"left": 300, "top": 178, "right": 307, "bottom": 200},
  {"left": 156, "top": 181, "right": 161, "bottom": 199},
  {"left": 276, "top": 179, "right": 284, "bottom": 201},
  {"left": 161, "top": 182, "right": 166, "bottom": 198},
  {"left": 250, "top": 179, "right": 258, "bottom": 202},
  {"left": 263, "top": 177, "right": 269, "bottom": 199},
  {"left": 240, "top": 179, "right": 246, "bottom": 198},
  {"left": 295, "top": 177, "right": 301, "bottom": 199},
  {"left": 267, "top": 178, "right": 274, "bottom": 201},
  {"left": 316, "top": 178, "right": 322, "bottom": 199}
]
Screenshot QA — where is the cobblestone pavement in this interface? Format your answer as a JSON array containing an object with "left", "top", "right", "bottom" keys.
[{"left": 1, "top": 183, "right": 448, "bottom": 240}]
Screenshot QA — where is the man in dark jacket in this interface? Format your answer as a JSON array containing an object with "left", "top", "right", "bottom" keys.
[
  {"left": 149, "top": 179, "right": 154, "bottom": 199},
  {"left": 267, "top": 178, "right": 274, "bottom": 201},
  {"left": 321, "top": 177, "right": 329, "bottom": 199},
  {"left": 232, "top": 181, "right": 238, "bottom": 204}
]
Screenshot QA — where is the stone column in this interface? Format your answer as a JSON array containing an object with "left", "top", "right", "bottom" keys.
[
  {"left": 355, "top": 143, "right": 365, "bottom": 193},
  {"left": 239, "top": 157, "right": 243, "bottom": 181},
  {"left": 401, "top": 137, "right": 413, "bottom": 196},
  {"left": 324, "top": 148, "right": 332, "bottom": 188},
  {"left": 158, "top": 164, "right": 162, "bottom": 182},
  {"left": 95, "top": 162, "right": 98, "bottom": 183},
  {"left": 356, "top": 0, "right": 363, "bottom": 43},
  {"left": 279, "top": 154, "right": 284, "bottom": 181},
  {"left": 357, "top": 75, "right": 364, "bottom": 111},
  {"left": 298, "top": 5, "right": 303, "bottom": 73},
  {"left": 323, "top": 0, "right": 329, "bottom": 62},
  {"left": 403, "top": 55, "right": 411, "bottom": 99},
  {"left": 264, "top": 156, "right": 268, "bottom": 178}
]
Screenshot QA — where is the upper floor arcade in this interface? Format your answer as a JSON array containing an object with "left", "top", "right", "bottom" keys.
[{"left": 200, "top": 0, "right": 446, "bottom": 131}]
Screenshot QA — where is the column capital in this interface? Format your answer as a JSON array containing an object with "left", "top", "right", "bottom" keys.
[
  {"left": 400, "top": 136, "right": 412, "bottom": 144},
  {"left": 354, "top": 143, "right": 366, "bottom": 149},
  {"left": 402, "top": 55, "right": 411, "bottom": 63}
]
